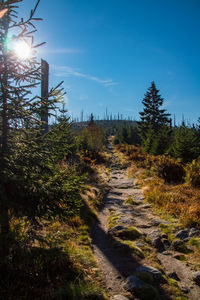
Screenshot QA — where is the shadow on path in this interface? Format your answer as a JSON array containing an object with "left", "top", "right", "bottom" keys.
[
  {"left": 91, "top": 193, "right": 170, "bottom": 299},
  {"left": 92, "top": 214, "right": 139, "bottom": 278}
]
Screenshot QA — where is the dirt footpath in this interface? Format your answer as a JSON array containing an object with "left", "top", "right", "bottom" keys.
[{"left": 91, "top": 154, "right": 200, "bottom": 300}]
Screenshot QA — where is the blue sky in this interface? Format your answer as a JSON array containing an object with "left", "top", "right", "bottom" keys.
[{"left": 19, "top": 0, "right": 200, "bottom": 123}]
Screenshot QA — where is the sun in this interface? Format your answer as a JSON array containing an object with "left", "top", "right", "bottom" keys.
[{"left": 15, "top": 41, "right": 32, "bottom": 60}]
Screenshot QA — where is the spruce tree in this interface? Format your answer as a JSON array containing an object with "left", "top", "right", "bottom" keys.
[
  {"left": 169, "top": 126, "right": 198, "bottom": 162},
  {"left": 138, "top": 82, "right": 171, "bottom": 154},
  {"left": 49, "top": 104, "right": 76, "bottom": 163},
  {"left": 0, "top": 0, "right": 65, "bottom": 255}
]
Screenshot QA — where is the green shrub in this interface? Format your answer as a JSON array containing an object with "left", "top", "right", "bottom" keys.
[
  {"left": 76, "top": 123, "right": 106, "bottom": 159},
  {"left": 114, "top": 125, "right": 141, "bottom": 145},
  {"left": 2, "top": 143, "right": 86, "bottom": 222},
  {"left": 47, "top": 121, "right": 77, "bottom": 163}
]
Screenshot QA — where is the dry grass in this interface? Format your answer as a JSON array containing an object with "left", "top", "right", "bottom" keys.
[
  {"left": 115, "top": 144, "right": 200, "bottom": 228},
  {"left": 143, "top": 179, "right": 200, "bottom": 227}
]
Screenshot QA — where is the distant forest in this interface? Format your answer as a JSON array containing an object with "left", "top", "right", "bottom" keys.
[{"left": 72, "top": 81, "right": 200, "bottom": 163}]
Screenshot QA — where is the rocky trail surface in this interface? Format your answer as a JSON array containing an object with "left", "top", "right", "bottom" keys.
[{"left": 91, "top": 151, "right": 200, "bottom": 300}]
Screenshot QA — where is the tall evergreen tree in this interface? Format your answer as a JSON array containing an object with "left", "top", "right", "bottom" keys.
[
  {"left": 0, "top": 0, "right": 65, "bottom": 255},
  {"left": 138, "top": 82, "right": 171, "bottom": 154}
]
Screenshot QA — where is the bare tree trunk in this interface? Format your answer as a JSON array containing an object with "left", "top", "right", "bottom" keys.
[{"left": 41, "top": 59, "right": 49, "bottom": 134}]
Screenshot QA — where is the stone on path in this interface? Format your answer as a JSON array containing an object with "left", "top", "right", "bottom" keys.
[
  {"left": 167, "top": 271, "right": 180, "bottom": 281},
  {"left": 189, "top": 228, "right": 200, "bottom": 237},
  {"left": 175, "top": 229, "right": 189, "bottom": 240},
  {"left": 148, "top": 219, "right": 162, "bottom": 226},
  {"left": 137, "top": 224, "right": 152, "bottom": 229},
  {"left": 119, "top": 216, "right": 134, "bottom": 225},
  {"left": 140, "top": 204, "right": 151, "bottom": 209},
  {"left": 123, "top": 275, "right": 146, "bottom": 292},
  {"left": 162, "top": 238, "right": 171, "bottom": 249},
  {"left": 171, "top": 239, "right": 191, "bottom": 253},
  {"left": 136, "top": 265, "right": 162, "bottom": 280},
  {"left": 123, "top": 275, "right": 159, "bottom": 299},
  {"left": 192, "top": 271, "right": 200, "bottom": 286},
  {"left": 180, "top": 285, "right": 190, "bottom": 294},
  {"left": 108, "top": 225, "right": 128, "bottom": 234},
  {"left": 93, "top": 152, "right": 200, "bottom": 299},
  {"left": 173, "top": 253, "right": 186, "bottom": 260},
  {"left": 162, "top": 251, "right": 170, "bottom": 255},
  {"left": 113, "top": 295, "right": 130, "bottom": 300},
  {"left": 148, "top": 229, "right": 164, "bottom": 251}
]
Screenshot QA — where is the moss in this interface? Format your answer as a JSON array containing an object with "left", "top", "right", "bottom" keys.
[
  {"left": 168, "top": 278, "right": 178, "bottom": 287},
  {"left": 116, "top": 226, "right": 143, "bottom": 240},
  {"left": 123, "top": 241, "right": 144, "bottom": 258},
  {"left": 112, "top": 238, "right": 144, "bottom": 258},
  {"left": 135, "top": 284, "right": 159, "bottom": 300},
  {"left": 167, "top": 278, "right": 187, "bottom": 299},
  {"left": 158, "top": 223, "right": 175, "bottom": 241},
  {"left": 135, "top": 271, "right": 154, "bottom": 284},
  {"left": 125, "top": 195, "right": 139, "bottom": 205},
  {"left": 141, "top": 244, "right": 153, "bottom": 257},
  {"left": 117, "top": 185, "right": 132, "bottom": 189},
  {"left": 174, "top": 254, "right": 186, "bottom": 261},
  {"left": 108, "top": 211, "right": 120, "bottom": 229},
  {"left": 188, "top": 237, "right": 200, "bottom": 250},
  {"left": 172, "top": 240, "right": 192, "bottom": 254}
]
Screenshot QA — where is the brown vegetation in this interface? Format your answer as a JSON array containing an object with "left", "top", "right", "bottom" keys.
[{"left": 115, "top": 144, "right": 200, "bottom": 228}]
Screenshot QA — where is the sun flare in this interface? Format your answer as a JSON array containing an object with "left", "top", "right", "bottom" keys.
[{"left": 15, "top": 41, "right": 32, "bottom": 60}]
